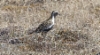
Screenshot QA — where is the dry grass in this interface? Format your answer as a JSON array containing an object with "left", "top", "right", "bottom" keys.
[{"left": 0, "top": 0, "right": 100, "bottom": 55}]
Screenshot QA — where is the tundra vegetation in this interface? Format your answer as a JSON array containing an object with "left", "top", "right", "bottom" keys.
[{"left": 0, "top": 0, "right": 100, "bottom": 55}]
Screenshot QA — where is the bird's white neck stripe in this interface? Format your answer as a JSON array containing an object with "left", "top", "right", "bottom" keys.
[{"left": 52, "top": 16, "right": 55, "bottom": 25}]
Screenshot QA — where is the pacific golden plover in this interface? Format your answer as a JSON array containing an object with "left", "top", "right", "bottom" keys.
[{"left": 30, "top": 11, "right": 59, "bottom": 36}]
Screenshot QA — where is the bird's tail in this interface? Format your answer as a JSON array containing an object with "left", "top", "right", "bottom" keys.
[
  {"left": 27, "top": 29, "right": 36, "bottom": 35},
  {"left": 27, "top": 29, "right": 40, "bottom": 35}
]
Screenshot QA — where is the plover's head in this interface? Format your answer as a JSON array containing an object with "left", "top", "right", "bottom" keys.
[{"left": 51, "top": 11, "right": 59, "bottom": 18}]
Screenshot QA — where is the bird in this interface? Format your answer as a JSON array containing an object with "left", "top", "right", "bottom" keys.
[{"left": 29, "top": 11, "right": 59, "bottom": 37}]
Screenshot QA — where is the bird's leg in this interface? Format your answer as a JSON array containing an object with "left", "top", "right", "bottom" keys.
[
  {"left": 41, "top": 32, "right": 47, "bottom": 38},
  {"left": 50, "top": 31, "right": 55, "bottom": 41},
  {"left": 41, "top": 32, "right": 48, "bottom": 52}
]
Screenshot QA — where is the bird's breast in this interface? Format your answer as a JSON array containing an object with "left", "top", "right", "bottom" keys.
[{"left": 52, "top": 17, "right": 55, "bottom": 25}]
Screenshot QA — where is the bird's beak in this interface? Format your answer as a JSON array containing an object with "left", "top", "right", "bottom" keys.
[{"left": 58, "top": 13, "right": 61, "bottom": 15}]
